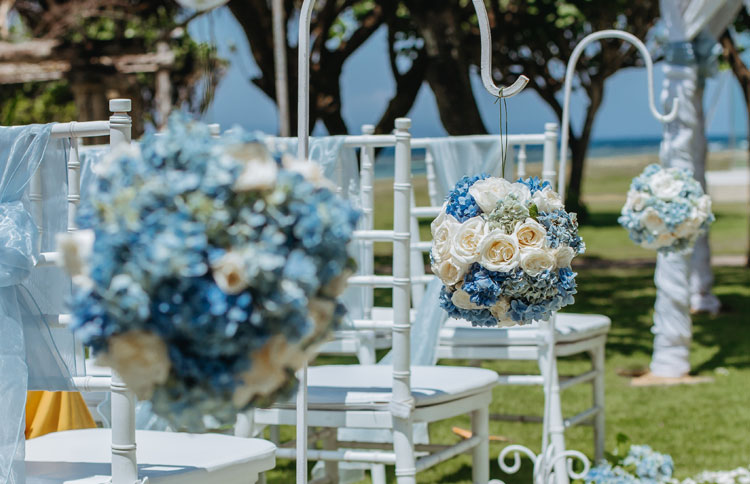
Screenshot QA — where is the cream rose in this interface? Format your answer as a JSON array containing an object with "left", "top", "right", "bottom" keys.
[
  {"left": 674, "top": 216, "right": 701, "bottom": 238},
  {"left": 431, "top": 257, "right": 468, "bottom": 286},
  {"left": 513, "top": 218, "right": 547, "bottom": 249},
  {"left": 532, "top": 186, "right": 564, "bottom": 213},
  {"left": 554, "top": 246, "right": 575, "bottom": 268},
  {"left": 451, "top": 287, "right": 483, "bottom": 310},
  {"left": 696, "top": 195, "right": 712, "bottom": 220},
  {"left": 431, "top": 212, "right": 460, "bottom": 262},
  {"left": 96, "top": 330, "right": 170, "bottom": 400},
  {"left": 489, "top": 297, "right": 511, "bottom": 322},
  {"left": 508, "top": 183, "right": 532, "bottom": 203},
  {"left": 478, "top": 230, "right": 519, "bottom": 272},
  {"left": 625, "top": 189, "right": 649, "bottom": 212},
  {"left": 56, "top": 229, "right": 95, "bottom": 278},
  {"left": 282, "top": 155, "right": 334, "bottom": 189},
  {"left": 230, "top": 143, "right": 278, "bottom": 191},
  {"left": 450, "top": 216, "right": 487, "bottom": 265},
  {"left": 468, "top": 177, "right": 512, "bottom": 213},
  {"left": 211, "top": 251, "right": 249, "bottom": 294},
  {"left": 649, "top": 170, "right": 683, "bottom": 200},
  {"left": 519, "top": 247, "right": 556, "bottom": 276},
  {"left": 640, "top": 207, "right": 666, "bottom": 233},
  {"left": 655, "top": 231, "right": 676, "bottom": 248}
]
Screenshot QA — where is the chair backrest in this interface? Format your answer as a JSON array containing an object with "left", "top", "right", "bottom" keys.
[
  {"left": 344, "top": 118, "right": 414, "bottom": 410},
  {"left": 31, "top": 99, "right": 136, "bottom": 484}
]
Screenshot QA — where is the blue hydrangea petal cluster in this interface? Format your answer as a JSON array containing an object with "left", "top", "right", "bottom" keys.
[
  {"left": 586, "top": 444, "right": 674, "bottom": 484},
  {"left": 444, "top": 174, "right": 489, "bottom": 222},
  {"left": 69, "top": 114, "right": 359, "bottom": 430},
  {"left": 618, "top": 164, "right": 714, "bottom": 254},
  {"left": 516, "top": 176, "right": 550, "bottom": 194}
]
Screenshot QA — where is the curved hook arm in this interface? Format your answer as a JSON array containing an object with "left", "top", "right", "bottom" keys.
[
  {"left": 470, "top": 0, "right": 529, "bottom": 99},
  {"left": 558, "top": 29, "right": 679, "bottom": 197},
  {"left": 297, "top": 0, "right": 530, "bottom": 159}
]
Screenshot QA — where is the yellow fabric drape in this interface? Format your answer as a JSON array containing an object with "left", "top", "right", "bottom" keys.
[{"left": 26, "top": 391, "right": 96, "bottom": 439}]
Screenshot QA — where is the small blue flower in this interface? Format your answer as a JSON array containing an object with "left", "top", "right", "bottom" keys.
[{"left": 516, "top": 176, "right": 550, "bottom": 194}]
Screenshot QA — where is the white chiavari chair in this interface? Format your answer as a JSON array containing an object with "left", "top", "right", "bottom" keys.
[
  {"left": 24, "top": 99, "right": 276, "bottom": 484},
  {"left": 254, "top": 118, "right": 498, "bottom": 484},
  {"left": 406, "top": 123, "right": 610, "bottom": 467}
]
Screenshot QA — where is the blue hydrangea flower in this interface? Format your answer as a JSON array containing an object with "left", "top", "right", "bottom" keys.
[
  {"left": 444, "top": 174, "right": 489, "bottom": 222},
  {"left": 619, "top": 164, "right": 714, "bottom": 254},
  {"left": 69, "top": 114, "right": 360, "bottom": 430}
]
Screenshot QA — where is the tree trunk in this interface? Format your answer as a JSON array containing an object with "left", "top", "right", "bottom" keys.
[
  {"left": 410, "top": 4, "right": 487, "bottom": 135},
  {"left": 720, "top": 31, "right": 750, "bottom": 266}
]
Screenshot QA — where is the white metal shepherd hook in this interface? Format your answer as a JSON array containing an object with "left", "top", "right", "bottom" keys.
[
  {"left": 296, "top": 0, "right": 529, "bottom": 160},
  {"left": 558, "top": 29, "right": 680, "bottom": 198},
  {"left": 294, "top": 1, "right": 528, "bottom": 483}
]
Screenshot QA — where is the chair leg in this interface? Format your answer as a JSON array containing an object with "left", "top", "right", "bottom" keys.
[
  {"left": 393, "top": 416, "right": 416, "bottom": 484},
  {"left": 471, "top": 406, "right": 490, "bottom": 484},
  {"left": 323, "top": 429, "right": 340, "bottom": 483},
  {"left": 370, "top": 464, "right": 387, "bottom": 484},
  {"left": 539, "top": 349, "right": 569, "bottom": 484},
  {"left": 356, "top": 330, "right": 377, "bottom": 365},
  {"left": 591, "top": 344, "right": 606, "bottom": 462}
]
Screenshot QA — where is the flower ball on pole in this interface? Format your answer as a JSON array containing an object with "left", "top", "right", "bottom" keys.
[
  {"left": 58, "top": 115, "right": 359, "bottom": 430},
  {"left": 432, "top": 175, "right": 584, "bottom": 326}
]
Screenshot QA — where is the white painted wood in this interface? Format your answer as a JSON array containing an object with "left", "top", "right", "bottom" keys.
[
  {"left": 558, "top": 30, "right": 679, "bottom": 198},
  {"left": 516, "top": 143, "right": 527, "bottom": 178}
]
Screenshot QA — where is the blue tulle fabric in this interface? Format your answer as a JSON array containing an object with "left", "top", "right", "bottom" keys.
[{"left": 0, "top": 124, "right": 74, "bottom": 483}]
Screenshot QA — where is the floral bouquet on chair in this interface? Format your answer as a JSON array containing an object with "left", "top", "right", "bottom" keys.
[
  {"left": 57, "top": 116, "right": 359, "bottom": 430},
  {"left": 618, "top": 164, "right": 713, "bottom": 253},
  {"left": 431, "top": 176, "right": 584, "bottom": 327}
]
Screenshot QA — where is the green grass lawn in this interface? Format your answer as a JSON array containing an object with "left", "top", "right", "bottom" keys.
[{"left": 266, "top": 154, "right": 750, "bottom": 483}]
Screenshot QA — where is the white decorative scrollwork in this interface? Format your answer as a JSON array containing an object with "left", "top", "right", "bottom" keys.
[{"left": 488, "top": 444, "right": 591, "bottom": 484}]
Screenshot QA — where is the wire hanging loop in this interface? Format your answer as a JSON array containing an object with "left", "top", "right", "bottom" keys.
[{"left": 557, "top": 29, "right": 680, "bottom": 197}]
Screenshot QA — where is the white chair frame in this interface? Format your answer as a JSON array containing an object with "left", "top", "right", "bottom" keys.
[
  {"left": 25, "top": 100, "right": 276, "bottom": 484},
  {"left": 404, "top": 123, "right": 609, "bottom": 484},
  {"left": 254, "top": 119, "right": 498, "bottom": 484}
]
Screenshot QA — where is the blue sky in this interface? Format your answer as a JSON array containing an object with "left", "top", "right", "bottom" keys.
[{"left": 189, "top": 7, "right": 747, "bottom": 140}]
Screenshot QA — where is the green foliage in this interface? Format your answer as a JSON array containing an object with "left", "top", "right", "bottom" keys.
[{"left": 0, "top": 82, "right": 76, "bottom": 126}]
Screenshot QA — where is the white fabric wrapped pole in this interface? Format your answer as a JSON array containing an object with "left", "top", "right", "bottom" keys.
[{"left": 652, "top": 0, "right": 743, "bottom": 376}]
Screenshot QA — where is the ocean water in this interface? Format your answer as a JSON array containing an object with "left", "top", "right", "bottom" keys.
[{"left": 372, "top": 135, "right": 747, "bottom": 179}]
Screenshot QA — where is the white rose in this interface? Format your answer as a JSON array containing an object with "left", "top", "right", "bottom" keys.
[
  {"left": 230, "top": 143, "right": 278, "bottom": 191},
  {"left": 489, "top": 297, "right": 511, "bottom": 324},
  {"left": 675, "top": 216, "right": 701, "bottom": 238},
  {"left": 532, "top": 186, "right": 564, "bottom": 213},
  {"left": 431, "top": 257, "right": 468, "bottom": 286},
  {"left": 649, "top": 170, "right": 683, "bottom": 200},
  {"left": 451, "top": 287, "right": 483, "bottom": 310},
  {"left": 513, "top": 218, "right": 547, "bottom": 249},
  {"left": 282, "top": 155, "right": 334, "bottom": 189},
  {"left": 431, "top": 211, "right": 460, "bottom": 262},
  {"left": 655, "top": 232, "right": 676, "bottom": 248},
  {"left": 211, "top": 251, "right": 249, "bottom": 294},
  {"left": 468, "top": 177, "right": 512, "bottom": 213},
  {"left": 56, "top": 229, "right": 95, "bottom": 278},
  {"left": 478, "top": 230, "right": 520, "bottom": 272},
  {"left": 696, "top": 195, "right": 712, "bottom": 220},
  {"left": 625, "top": 189, "right": 649, "bottom": 212},
  {"left": 554, "top": 246, "right": 575, "bottom": 268},
  {"left": 509, "top": 183, "right": 532, "bottom": 203},
  {"left": 519, "top": 247, "right": 556, "bottom": 276},
  {"left": 449, "top": 216, "right": 487, "bottom": 265},
  {"left": 640, "top": 207, "right": 666, "bottom": 234},
  {"left": 96, "top": 330, "right": 170, "bottom": 400}
]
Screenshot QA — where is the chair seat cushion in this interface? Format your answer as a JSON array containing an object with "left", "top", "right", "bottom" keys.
[
  {"left": 26, "top": 429, "right": 275, "bottom": 483},
  {"left": 275, "top": 365, "right": 497, "bottom": 411},
  {"left": 439, "top": 312, "right": 611, "bottom": 347}
]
